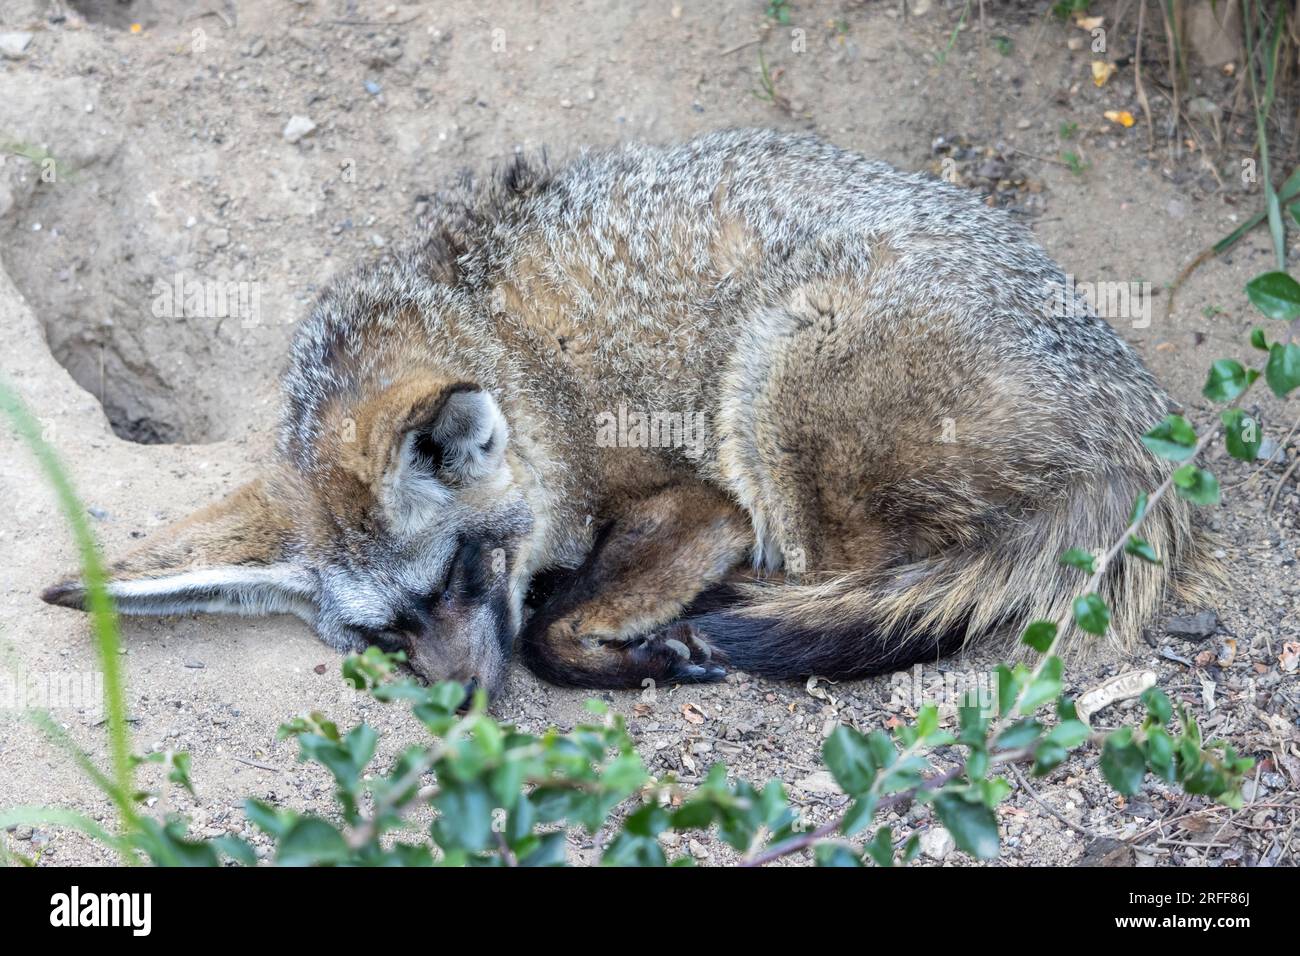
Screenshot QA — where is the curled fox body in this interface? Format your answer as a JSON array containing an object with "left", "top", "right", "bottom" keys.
[{"left": 43, "top": 129, "right": 1215, "bottom": 696}]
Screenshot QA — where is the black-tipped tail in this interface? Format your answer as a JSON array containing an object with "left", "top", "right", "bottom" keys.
[
  {"left": 41, "top": 580, "right": 87, "bottom": 610},
  {"left": 686, "top": 598, "right": 970, "bottom": 681}
]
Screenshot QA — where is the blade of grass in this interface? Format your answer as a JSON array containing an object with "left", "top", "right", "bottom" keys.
[
  {"left": 0, "top": 381, "right": 136, "bottom": 826},
  {"left": 1169, "top": 4, "right": 1298, "bottom": 317},
  {"left": 0, "top": 806, "right": 133, "bottom": 860},
  {"left": 1244, "top": 0, "right": 1288, "bottom": 269},
  {"left": 28, "top": 711, "right": 136, "bottom": 819},
  {"left": 1206, "top": 166, "right": 1300, "bottom": 255},
  {"left": 936, "top": 0, "right": 972, "bottom": 65}
]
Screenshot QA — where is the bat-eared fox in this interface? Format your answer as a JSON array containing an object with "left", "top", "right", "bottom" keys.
[{"left": 43, "top": 129, "right": 1216, "bottom": 699}]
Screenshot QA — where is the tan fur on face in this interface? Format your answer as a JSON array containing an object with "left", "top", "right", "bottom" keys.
[
  {"left": 316, "top": 375, "right": 468, "bottom": 491},
  {"left": 295, "top": 375, "right": 489, "bottom": 552}
]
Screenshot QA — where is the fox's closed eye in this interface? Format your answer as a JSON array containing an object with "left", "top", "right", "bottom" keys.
[{"left": 389, "top": 610, "right": 423, "bottom": 636}]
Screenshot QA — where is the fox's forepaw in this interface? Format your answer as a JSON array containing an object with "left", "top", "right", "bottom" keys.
[{"left": 608, "top": 621, "right": 725, "bottom": 684}]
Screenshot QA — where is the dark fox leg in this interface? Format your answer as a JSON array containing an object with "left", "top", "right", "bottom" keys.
[{"left": 519, "top": 482, "right": 753, "bottom": 689}]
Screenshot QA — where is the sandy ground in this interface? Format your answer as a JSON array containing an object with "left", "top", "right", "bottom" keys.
[{"left": 0, "top": 0, "right": 1296, "bottom": 866}]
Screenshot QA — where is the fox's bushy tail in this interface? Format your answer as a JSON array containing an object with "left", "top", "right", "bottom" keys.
[{"left": 687, "top": 470, "right": 1219, "bottom": 681}]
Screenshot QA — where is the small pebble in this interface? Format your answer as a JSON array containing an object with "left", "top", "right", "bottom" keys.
[
  {"left": 0, "top": 32, "right": 33, "bottom": 59},
  {"left": 283, "top": 115, "right": 317, "bottom": 144}
]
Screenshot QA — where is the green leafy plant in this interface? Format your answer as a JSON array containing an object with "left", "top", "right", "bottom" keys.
[
  {"left": 765, "top": 0, "right": 791, "bottom": 25},
  {"left": 1051, "top": 0, "right": 1092, "bottom": 21},
  {"left": 751, "top": 48, "right": 792, "bottom": 115},
  {"left": 4, "top": 264, "right": 1297, "bottom": 865}
]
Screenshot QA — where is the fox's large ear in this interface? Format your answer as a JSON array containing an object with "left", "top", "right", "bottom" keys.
[
  {"left": 371, "top": 380, "right": 510, "bottom": 534},
  {"left": 41, "top": 478, "right": 317, "bottom": 620},
  {"left": 381, "top": 379, "right": 506, "bottom": 483},
  {"left": 402, "top": 383, "right": 509, "bottom": 482}
]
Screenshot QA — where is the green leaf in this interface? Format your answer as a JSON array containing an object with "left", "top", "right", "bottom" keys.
[
  {"left": 1221, "top": 409, "right": 1262, "bottom": 462},
  {"left": 1172, "top": 464, "right": 1220, "bottom": 505},
  {"left": 520, "top": 831, "right": 569, "bottom": 867},
  {"left": 1250, "top": 327, "right": 1269, "bottom": 350},
  {"left": 995, "top": 664, "right": 1028, "bottom": 718},
  {"left": 1073, "top": 594, "right": 1111, "bottom": 635},
  {"left": 1143, "top": 727, "right": 1175, "bottom": 781},
  {"left": 244, "top": 798, "right": 294, "bottom": 840},
  {"left": 1141, "top": 415, "right": 1198, "bottom": 461},
  {"left": 600, "top": 834, "right": 666, "bottom": 867},
  {"left": 167, "top": 751, "right": 195, "bottom": 796},
  {"left": 915, "top": 703, "right": 940, "bottom": 742},
  {"left": 1044, "top": 719, "right": 1090, "bottom": 750},
  {"left": 814, "top": 843, "right": 864, "bottom": 867},
  {"left": 212, "top": 836, "right": 257, "bottom": 866},
  {"left": 1265, "top": 342, "right": 1300, "bottom": 397},
  {"left": 821, "top": 726, "right": 878, "bottom": 796},
  {"left": 977, "top": 777, "right": 1012, "bottom": 809},
  {"left": 1057, "top": 695, "right": 1079, "bottom": 721},
  {"left": 621, "top": 802, "right": 670, "bottom": 839},
  {"left": 1141, "top": 687, "right": 1172, "bottom": 725},
  {"left": 901, "top": 834, "right": 921, "bottom": 865},
  {"left": 1202, "top": 359, "right": 1251, "bottom": 402},
  {"left": 994, "top": 719, "right": 1042, "bottom": 751},
  {"left": 756, "top": 780, "right": 791, "bottom": 832},
  {"left": 1129, "top": 492, "right": 1149, "bottom": 525},
  {"left": 1100, "top": 729, "right": 1146, "bottom": 796},
  {"left": 1020, "top": 620, "right": 1057, "bottom": 653},
  {"left": 933, "top": 791, "right": 1000, "bottom": 860},
  {"left": 865, "top": 730, "right": 898, "bottom": 771},
  {"left": 276, "top": 817, "right": 351, "bottom": 866},
  {"left": 879, "top": 755, "right": 929, "bottom": 794},
  {"left": 1032, "top": 739, "right": 1067, "bottom": 775},
  {"left": 1266, "top": 193, "right": 1285, "bottom": 272},
  {"left": 840, "top": 794, "right": 878, "bottom": 838},
  {"left": 864, "top": 826, "right": 894, "bottom": 866},
  {"left": 669, "top": 799, "right": 716, "bottom": 831},
  {"left": 432, "top": 781, "right": 495, "bottom": 853},
  {"left": 958, "top": 696, "right": 990, "bottom": 746},
  {"left": 1058, "top": 548, "right": 1096, "bottom": 574},
  {"left": 1246, "top": 271, "right": 1300, "bottom": 320},
  {"left": 1017, "top": 657, "right": 1063, "bottom": 713},
  {"left": 1124, "top": 536, "right": 1162, "bottom": 564}
]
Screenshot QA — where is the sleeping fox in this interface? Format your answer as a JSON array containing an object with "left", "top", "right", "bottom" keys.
[{"left": 42, "top": 129, "right": 1215, "bottom": 697}]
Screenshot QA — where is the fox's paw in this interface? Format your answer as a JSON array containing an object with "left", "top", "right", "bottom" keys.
[{"left": 607, "top": 621, "right": 725, "bottom": 684}]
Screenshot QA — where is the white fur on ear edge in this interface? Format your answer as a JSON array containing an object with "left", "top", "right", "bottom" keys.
[
  {"left": 381, "top": 390, "right": 510, "bottom": 537},
  {"left": 429, "top": 389, "right": 509, "bottom": 482}
]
